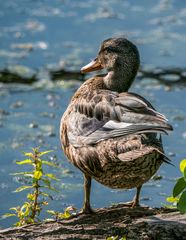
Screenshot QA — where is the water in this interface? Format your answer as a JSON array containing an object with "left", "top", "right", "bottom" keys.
[{"left": 0, "top": 0, "right": 186, "bottom": 228}]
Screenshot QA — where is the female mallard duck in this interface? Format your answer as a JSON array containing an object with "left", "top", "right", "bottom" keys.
[{"left": 60, "top": 38, "right": 173, "bottom": 213}]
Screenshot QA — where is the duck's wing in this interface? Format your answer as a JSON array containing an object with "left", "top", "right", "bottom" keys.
[{"left": 67, "top": 90, "right": 173, "bottom": 147}]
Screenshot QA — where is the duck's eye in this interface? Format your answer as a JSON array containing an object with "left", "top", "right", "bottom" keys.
[
  {"left": 104, "top": 46, "right": 114, "bottom": 52},
  {"left": 104, "top": 46, "right": 120, "bottom": 54}
]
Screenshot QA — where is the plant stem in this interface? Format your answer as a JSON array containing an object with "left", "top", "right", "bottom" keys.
[
  {"left": 31, "top": 182, "right": 39, "bottom": 220},
  {"left": 31, "top": 149, "right": 40, "bottom": 220}
]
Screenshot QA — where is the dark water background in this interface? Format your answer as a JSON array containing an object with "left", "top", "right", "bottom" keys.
[{"left": 0, "top": 0, "right": 186, "bottom": 228}]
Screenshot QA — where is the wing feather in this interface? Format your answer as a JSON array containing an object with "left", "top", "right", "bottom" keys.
[{"left": 67, "top": 90, "right": 173, "bottom": 147}]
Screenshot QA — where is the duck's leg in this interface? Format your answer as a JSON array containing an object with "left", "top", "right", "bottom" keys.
[
  {"left": 131, "top": 185, "right": 142, "bottom": 208},
  {"left": 123, "top": 185, "right": 142, "bottom": 208},
  {"left": 82, "top": 174, "right": 94, "bottom": 214}
]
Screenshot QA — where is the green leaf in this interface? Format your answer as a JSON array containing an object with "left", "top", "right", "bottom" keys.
[
  {"left": 1, "top": 213, "right": 17, "bottom": 219},
  {"left": 62, "top": 211, "right": 71, "bottom": 219},
  {"left": 106, "top": 236, "right": 118, "bottom": 240},
  {"left": 14, "top": 185, "right": 33, "bottom": 192},
  {"left": 184, "top": 167, "right": 186, "bottom": 181},
  {"left": 23, "top": 152, "right": 34, "bottom": 158},
  {"left": 40, "top": 192, "right": 49, "bottom": 197},
  {"left": 36, "top": 160, "right": 42, "bottom": 170},
  {"left": 21, "top": 202, "right": 30, "bottom": 216},
  {"left": 162, "top": 203, "right": 177, "bottom": 209},
  {"left": 45, "top": 173, "right": 59, "bottom": 181},
  {"left": 10, "top": 172, "right": 33, "bottom": 177},
  {"left": 166, "top": 196, "right": 179, "bottom": 203},
  {"left": 16, "top": 159, "right": 32, "bottom": 165},
  {"left": 38, "top": 150, "right": 53, "bottom": 157},
  {"left": 42, "top": 160, "right": 58, "bottom": 168},
  {"left": 42, "top": 185, "right": 59, "bottom": 192},
  {"left": 121, "top": 237, "right": 127, "bottom": 240},
  {"left": 180, "top": 159, "right": 186, "bottom": 173},
  {"left": 14, "top": 222, "right": 22, "bottom": 227},
  {"left": 27, "top": 193, "right": 35, "bottom": 201},
  {"left": 173, "top": 177, "right": 186, "bottom": 197},
  {"left": 34, "top": 170, "right": 43, "bottom": 180},
  {"left": 26, "top": 217, "right": 35, "bottom": 224},
  {"left": 47, "top": 210, "right": 56, "bottom": 215},
  {"left": 177, "top": 190, "right": 186, "bottom": 214},
  {"left": 9, "top": 207, "right": 19, "bottom": 211}
]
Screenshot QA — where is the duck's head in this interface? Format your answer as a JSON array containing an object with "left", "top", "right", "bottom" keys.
[{"left": 81, "top": 38, "right": 140, "bottom": 92}]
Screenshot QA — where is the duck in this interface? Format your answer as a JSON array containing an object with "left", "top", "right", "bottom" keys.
[{"left": 60, "top": 37, "right": 173, "bottom": 213}]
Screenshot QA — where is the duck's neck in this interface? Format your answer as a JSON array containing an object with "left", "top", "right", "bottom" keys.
[{"left": 103, "top": 68, "right": 135, "bottom": 93}]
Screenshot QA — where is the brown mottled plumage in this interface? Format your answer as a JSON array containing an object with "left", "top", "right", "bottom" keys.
[{"left": 60, "top": 38, "right": 173, "bottom": 213}]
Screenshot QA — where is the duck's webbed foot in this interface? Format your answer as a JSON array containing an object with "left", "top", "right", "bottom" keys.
[
  {"left": 80, "top": 174, "right": 94, "bottom": 214},
  {"left": 122, "top": 200, "right": 140, "bottom": 208},
  {"left": 123, "top": 185, "right": 142, "bottom": 208},
  {"left": 81, "top": 204, "right": 94, "bottom": 214}
]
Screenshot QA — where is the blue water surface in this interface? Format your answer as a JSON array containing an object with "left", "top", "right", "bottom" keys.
[{"left": 0, "top": 0, "right": 186, "bottom": 228}]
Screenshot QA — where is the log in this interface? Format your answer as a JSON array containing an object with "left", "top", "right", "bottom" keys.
[{"left": 0, "top": 205, "right": 186, "bottom": 240}]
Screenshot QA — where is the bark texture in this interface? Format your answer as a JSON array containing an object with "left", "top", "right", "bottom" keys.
[{"left": 0, "top": 205, "right": 186, "bottom": 240}]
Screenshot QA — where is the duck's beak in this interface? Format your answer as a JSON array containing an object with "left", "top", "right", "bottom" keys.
[{"left": 81, "top": 58, "right": 103, "bottom": 73}]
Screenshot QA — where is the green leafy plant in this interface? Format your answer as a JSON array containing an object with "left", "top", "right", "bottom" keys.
[
  {"left": 106, "top": 236, "right": 126, "bottom": 240},
  {"left": 46, "top": 206, "right": 77, "bottom": 221},
  {"left": 2, "top": 147, "right": 59, "bottom": 226},
  {"left": 167, "top": 159, "right": 186, "bottom": 214}
]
